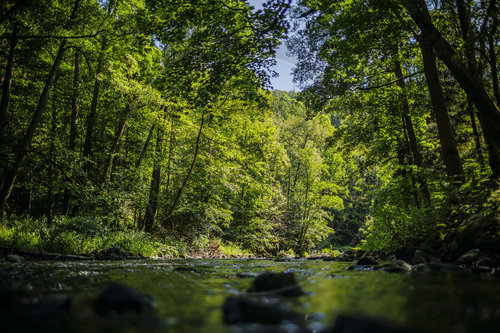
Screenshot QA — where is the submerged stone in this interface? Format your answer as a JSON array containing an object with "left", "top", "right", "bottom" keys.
[
  {"left": 247, "top": 272, "right": 304, "bottom": 297},
  {"left": 6, "top": 254, "right": 23, "bottom": 263},
  {"left": 375, "top": 260, "right": 412, "bottom": 273},
  {"left": 93, "top": 283, "right": 154, "bottom": 315},
  {"left": 326, "top": 314, "right": 420, "bottom": 333},
  {"left": 222, "top": 296, "right": 301, "bottom": 325}
]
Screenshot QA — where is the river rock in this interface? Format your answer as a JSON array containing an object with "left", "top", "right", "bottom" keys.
[
  {"left": 411, "top": 263, "right": 463, "bottom": 272},
  {"left": 326, "top": 314, "right": 420, "bottom": 333},
  {"left": 93, "top": 283, "right": 154, "bottom": 315},
  {"left": 6, "top": 254, "right": 23, "bottom": 263},
  {"left": 452, "top": 213, "right": 500, "bottom": 255},
  {"left": 247, "top": 272, "right": 304, "bottom": 297},
  {"left": 95, "top": 246, "right": 131, "bottom": 260},
  {"left": 222, "top": 296, "right": 302, "bottom": 325},
  {"left": 456, "top": 249, "right": 481, "bottom": 265},
  {"left": 356, "top": 255, "right": 378, "bottom": 266},
  {"left": 375, "top": 260, "right": 412, "bottom": 273}
]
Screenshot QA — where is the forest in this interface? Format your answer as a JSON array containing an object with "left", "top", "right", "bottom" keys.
[{"left": 0, "top": 0, "right": 499, "bottom": 259}]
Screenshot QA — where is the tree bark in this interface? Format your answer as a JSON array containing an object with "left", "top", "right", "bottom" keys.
[
  {"left": 0, "top": 41, "right": 68, "bottom": 212},
  {"left": 395, "top": 59, "right": 431, "bottom": 205},
  {"left": 419, "top": 39, "right": 464, "bottom": 181},
  {"left": 135, "top": 121, "right": 155, "bottom": 169},
  {"left": 455, "top": 0, "right": 486, "bottom": 168},
  {"left": 0, "top": 24, "right": 19, "bottom": 149},
  {"left": 101, "top": 101, "right": 132, "bottom": 186},
  {"left": 401, "top": 0, "right": 500, "bottom": 177},
  {"left": 164, "top": 111, "right": 206, "bottom": 224},
  {"left": 68, "top": 49, "right": 81, "bottom": 151},
  {"left": 144, "top": 108, "right": 167, "bottom": 232},
  {"left": 83, "top": 38, "right": 107, "bottom": 158}
]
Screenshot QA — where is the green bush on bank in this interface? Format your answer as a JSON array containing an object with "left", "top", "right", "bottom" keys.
[{"left": 0, "top": 215, "right": 177, "bottom": 257}]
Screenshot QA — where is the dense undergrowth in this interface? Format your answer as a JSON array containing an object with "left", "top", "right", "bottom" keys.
[{"left": 0, "top": 215, "right": 251, "bottom": 258}]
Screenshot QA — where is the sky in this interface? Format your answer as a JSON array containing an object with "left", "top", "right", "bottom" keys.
[{"left": 248, "top": 0, "right": 298, "bottom": 91}]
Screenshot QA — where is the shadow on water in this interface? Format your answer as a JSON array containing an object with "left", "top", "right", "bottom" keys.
[{"left": 0, "top": 258, "right": 499, "bottom": 332}]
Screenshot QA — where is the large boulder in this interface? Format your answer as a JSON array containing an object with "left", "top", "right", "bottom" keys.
[
  {"left": 222, "top": 297, "right": 302, "bottom": 325},
  {"left": 247, "top": 272, "right": 304, "bottom": 297},
  {"left": 452, "top": 213, "right": 500, "bottom": 257},
  {"left": 93, "top": 283, "right": 154, "bottom": 315}
]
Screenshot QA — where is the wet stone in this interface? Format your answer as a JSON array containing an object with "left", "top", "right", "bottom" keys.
[
  {"left": 375, "top": 260, "right": 412, "bottom": 273},
  {"left": 6, "top": 254, "right": 23, "bottom": 263},
  {"left": 326, "top": 314, "right": 420, "bottom": 333},
  {"left": 356, "top": 255, "right": 378, "bottom": 266},
  {"left": 222, "top": 296, "right": 302, "bottom": 325},
  {"left": 457, "top": 249, "right": 481, "bottom": 265},
  {"left": 247, "top": 272, "right": 304, "bottom": 297},
  {"left": 93, "top": 283, "right": 154, "bottom": 315}
]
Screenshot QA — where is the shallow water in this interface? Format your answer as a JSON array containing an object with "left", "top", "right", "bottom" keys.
[{"left": 1, "top": 258, "right": 499, "bottom": 332}]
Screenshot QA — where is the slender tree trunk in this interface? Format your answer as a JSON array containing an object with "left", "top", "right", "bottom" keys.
[
  {"left": 489, "top": 29, "right": 500, "bottom": 104},
  {"left": 101, "top": 101, "right": 132, "bottom": 186},
  {"left": 419, "top": 39, "right": 464, "bottom": 181},
  {"left": 46, "top": 94, "right": 59, "bottom": 223},
  {"left": 164, "top": 112, "right": 206, "bottom": 223},
  {"left": 144, "top": 108, "right": 167, "bottom": 232},
  {"left": 401, "top": 0, "right": 500, "bottom": 177},
  {"left": 455, "top": 0, "right": 486, "bottom": 168},
  {"left": 395, "top": 59, "right": 431, "bottom": 205},
  {"left": 63, "top": 49, "right": 82, "bottom": 214},
  {"left": 0, "top": 0, "right": 82, "bottom": 213},
  {"left": 0, "top": 24, "right": 18, "bottom": 149},
  {"left": 401, "top": 111, "right": 421, "bottom": 207},
  {"left": 83, "top": 38, "right": 107, "bottom": 159},
  {"left": 135, "top": 122, "right": 155, "bottom": 169},
  {"left": 68, "top": 50, "right": 81, "bottom": 151},
  {"left": 0, "top": 41, "right": 67, "bottom": 213}
]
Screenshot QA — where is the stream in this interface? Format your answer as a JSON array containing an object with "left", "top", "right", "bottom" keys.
[{"left": 0, "top": 258, "right": 499, "bottom": 332}]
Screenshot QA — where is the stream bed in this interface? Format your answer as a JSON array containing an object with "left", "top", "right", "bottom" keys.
[{"left": 0, "top": 258, "right": 499, "bottom": 332}]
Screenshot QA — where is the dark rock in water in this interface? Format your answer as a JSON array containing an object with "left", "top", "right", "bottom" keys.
[
  {"left": 356, "top": 256, "right": 378, "bottom": 266},
  {"left": 20, "top": 295, "right": 71, "bottom": 318},
  {"left": 375, "top": 260, "right": 411, "bottom": 273},
  {"left": 93, "top": 283, "right": 154, "bottom": 315},
  {"left": 411, "top": 263, "right": 464, "bottom": 272},
  {"left": 456, "top": 249, "right": 481, "bottom": 265},
  {"left": 247, "top": 272, "right": 304, "bottom": 297},
  {"left": 173, "top": 266, "right": 198, "bottom": 273},
  {"left": 452, "top": 213, "right": 500, "bottom": 255},
  {"left": 346, "top": 265, "right": 373, "bottom": 271},
  {"left": 413, "top": 249, "right": 439, "bottom": 264},
  {"left": 222, "top": 296, "right": 301, "bottom": 325},
  {"left": 95, "top": 246, "right": 131, "bottom": 260},
  {"left": 6, "top": 254, "right": 23, "bottom": 263},
  {"left": 326, "top": 314, "right": 420, "bottom": 333}
]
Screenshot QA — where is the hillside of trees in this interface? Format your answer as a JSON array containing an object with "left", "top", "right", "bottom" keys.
[{"left": 0, "top": 0, "right": 499, "bottom": 258}]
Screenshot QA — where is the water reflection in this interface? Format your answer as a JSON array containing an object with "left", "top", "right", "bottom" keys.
[{"left": 0, "top": 259, "right": 498, "bottom": 332}]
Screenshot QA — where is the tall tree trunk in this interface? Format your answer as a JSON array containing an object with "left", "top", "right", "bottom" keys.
[
  {"left": 401, "top": 0, "right": 500, "bottom": 177},
  {"left": 0, "top": 0, "right": 82, "bottom": 213},
  {"left": 455, "top": 0, "right": 486, "bottom": 169},
  {"left": 164, "top": 111, "right": 206, "bottom": 224},
  {"left": 63, "top": 49, "right": 82, "bottom": 214},
  {"left": 101, "top": 101, "right": 133, "bottom": 186},
  {"left": 395, "top": 59, "right": 431, "bottom": 205},
  {"left": 135, "top": 122, "right": 155, "bottom": 169},
  {"left": 419, "top": 39, "right": 464, "bottom": 181},
  {"left": 144, "top": 109, "right": 167, "bottom": 232},
  {"left": 83, "top": 38, "right": 107, "bottom": 159},
  {"left": 68, "top": 50, "right": 81, "bottom": 151},
  {"left": 488, "top": 26, "right": 500, "bottom": 104},
  {"left": 0, "top": 24, "right": 18, "bottom": 149}
]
